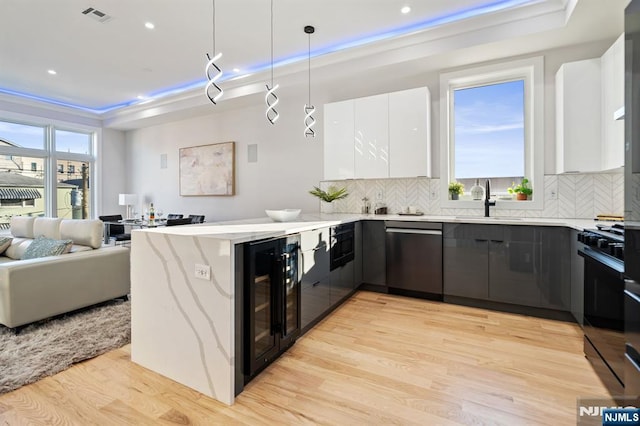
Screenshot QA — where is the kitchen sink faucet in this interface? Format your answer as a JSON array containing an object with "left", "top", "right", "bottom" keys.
[{"left": 484, "top": 179, "right": 496, "bottom": 217}]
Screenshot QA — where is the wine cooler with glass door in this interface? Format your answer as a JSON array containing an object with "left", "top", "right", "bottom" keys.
[{"left": 244, "top": 234, "right": 301, "bottom": 380}]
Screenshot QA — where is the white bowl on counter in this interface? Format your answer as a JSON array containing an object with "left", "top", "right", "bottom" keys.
[{"left": 265, "top": 209, "right": 301, "bottom": 222}]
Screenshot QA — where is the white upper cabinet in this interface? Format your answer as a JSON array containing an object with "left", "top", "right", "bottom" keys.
[
  {"left": 555, "top": 35, "right": 625, "bottom": 174},
  {"left": 601, "top": 34, "right": 624, "bottom": 170},
  {"left": 389, "top": 87, "right": 431, "bottom": 178},
  {"left": 323, "top": 100, "right": 355, "bottom": 180},
  {"left": 324, "top": 87, "right": 431, "bottom": 180},
  {"left": 556, "top": 58, "right": 602, "bottom": 173},
  {"left": 354, "top": 94, "right": 389, "bottom": 179}
]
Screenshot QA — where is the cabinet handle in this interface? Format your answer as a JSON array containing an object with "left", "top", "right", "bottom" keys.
[
  {"left": 312, "top": 281, "right": 320, "bottom": 287},
  {"left": 475, "top": 239, "right": 487, "bottom": 242},
  {"left": 491, "top": 240, "right": 504, "bottom": 243}
]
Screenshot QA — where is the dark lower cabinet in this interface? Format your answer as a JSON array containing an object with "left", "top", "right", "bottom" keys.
[
  {"left": 488, "top": 227, "right": 539, "bottom": 306},
  {"left": 538, "top": 227, "right": 571, "bottom": 310},
  {"left": 443, "top": 223, "right": 571, "bottom": 311},
  {"left": 300, "top": 243, "right": 330, "bottom": 330},
  {"left": 570, "top": 229, "right": 585, "bottom": 325},
  {"left": 362, "top": 220, "right": 386, "bottom": 287},
  {"left": 443, "top": 227, "right": 489, "bottom": 299},
  {"left": 330, "top": 260, "right": 354, "bottom": 304},
  {"left": 300, "top": 228, "right": 331, "bottom": 330},
  {"left": 300, "top": 225, "right": 357, "bottom": 331},
  {"left": 301, "top": 277, "right": 330, "bottom": 329}
]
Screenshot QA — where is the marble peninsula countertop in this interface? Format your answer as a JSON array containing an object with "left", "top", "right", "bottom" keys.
[{"left": 134, "top": 213, "right": 601, "bottom": 244}]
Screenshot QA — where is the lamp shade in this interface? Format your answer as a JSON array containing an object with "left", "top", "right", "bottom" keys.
[{"left": 118, "top": 194, "right": 138, "bottom": 206}]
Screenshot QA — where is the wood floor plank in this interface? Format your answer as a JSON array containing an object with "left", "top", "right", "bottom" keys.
[{"left": 0, "top": 291, "right": 611, "bottom": 425}]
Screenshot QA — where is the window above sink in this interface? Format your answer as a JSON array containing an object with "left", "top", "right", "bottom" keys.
[{"left": 439, "top": 57, "right": 544, "bottom": 211}]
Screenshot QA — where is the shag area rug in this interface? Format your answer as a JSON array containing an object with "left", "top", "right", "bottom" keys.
[{"left": 0, "top": 298, "right": 130, "bottom": 395}]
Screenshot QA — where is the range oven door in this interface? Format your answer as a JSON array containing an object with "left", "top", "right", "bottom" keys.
[{"left": 580, "top": 247, "right": 625, "bottom": 395}]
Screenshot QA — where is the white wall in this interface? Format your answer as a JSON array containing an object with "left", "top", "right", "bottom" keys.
[
  {"left": 99, "top": 128, "right": 127, "bottom": 216},
  {"left": 125, "top": 93, "right": 327, "bottom": 221}
]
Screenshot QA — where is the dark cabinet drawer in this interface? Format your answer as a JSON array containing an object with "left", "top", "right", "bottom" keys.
[{"left": 301, "top": 276, "right": 330, "bottom": 330}]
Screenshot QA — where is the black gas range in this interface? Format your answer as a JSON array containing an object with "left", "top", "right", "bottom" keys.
[
  {"left": 577, "top": 223, "right": 626, "bottom": 397},
  {"left": 578, "top": 223, "right": 625, "bottom": 262}
]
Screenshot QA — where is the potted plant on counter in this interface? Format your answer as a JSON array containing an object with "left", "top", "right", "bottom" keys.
[
  {"left": 448, "top": 181, "right": 464, "bottom": 200},
  {"left": 508, "top": 178, "right": 533, "bottom": 200},
  {"left": 309, "top": 185, "right": 349, "bottom": 213}
]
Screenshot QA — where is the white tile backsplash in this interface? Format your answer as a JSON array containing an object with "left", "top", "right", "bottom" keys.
[{"left": 322, "top": 171, "right": 624, "bottom": 219}]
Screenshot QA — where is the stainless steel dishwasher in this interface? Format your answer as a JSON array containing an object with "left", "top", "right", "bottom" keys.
[{"left": 385, "top": 221, "right": 443, "bottom": 299}]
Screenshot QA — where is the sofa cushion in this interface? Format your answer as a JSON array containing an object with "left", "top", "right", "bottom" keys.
[
  {"left": 10, "top": 216, "right": 36, "bottom": 238},
  {"left": 5, "top": 238, "right": 32, "bottom": 260},
  {"left": 59, "top": 219, "right": 102, "bottom": 249},
  {"left": 69, "top": 244, "right": 93, "bottom": 253},
  {"left": 33, "top": 217, "right": 62, "bottom": 239},
  {"left": 21, "top": 236, "right": 73, "bottom": 260},
  {"left": 0, "top": 236, "right": 12, "bottom": 255}
]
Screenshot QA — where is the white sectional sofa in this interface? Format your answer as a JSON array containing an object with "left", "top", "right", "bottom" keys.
[{"left": 0, "top": 216, "right": 130, "bottom": 329}]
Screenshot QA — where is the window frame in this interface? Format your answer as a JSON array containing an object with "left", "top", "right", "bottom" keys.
[
  {"left": 439, "top": 56, "right": 544, "bottom": 210},
  {"left": 0, "top": 116, "right": 97, "bottom": 219}
]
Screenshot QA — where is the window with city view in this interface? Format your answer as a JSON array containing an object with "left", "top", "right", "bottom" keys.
[{"left": 0, "top": 120, "right": 95, "bottom": 228}]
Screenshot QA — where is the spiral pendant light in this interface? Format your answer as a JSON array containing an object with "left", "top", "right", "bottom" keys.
[
  {"left": 303, "top": 25, "right": 316, "bottom": 138},
  {"left": 205, "top": 0, "right": 223, "bottom": 104},
  {"left": 265, "top": 0, "right": 279, "bottom": 124}
]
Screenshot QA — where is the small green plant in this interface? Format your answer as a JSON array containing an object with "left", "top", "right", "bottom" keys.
[
  {"left": 309, "top": 185, "right": 349, "bottom": 202},
  {"left": 448, "top": 181, "right": 464, "bottom": 195},
  {"left": 507, "top": 178, "right": 533, "bottom": 196}
]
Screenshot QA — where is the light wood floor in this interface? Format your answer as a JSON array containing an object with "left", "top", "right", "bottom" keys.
[{"left": 0, "top": 291, "right": 610, "bottom": 425}]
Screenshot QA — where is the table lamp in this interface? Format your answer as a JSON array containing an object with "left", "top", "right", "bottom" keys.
[{"left": 118, "top": 194, "right": 138, "bottom": 219}]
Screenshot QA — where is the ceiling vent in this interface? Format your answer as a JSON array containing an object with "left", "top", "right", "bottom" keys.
[{"left": 81, "top": 7, "right": 112, "bottom": 23}]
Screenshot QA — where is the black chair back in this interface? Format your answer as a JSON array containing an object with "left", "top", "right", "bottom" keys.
[
  {"left": 99, "top": 214, "right": 125, "bottom": 235},
  {"left": 189, "top": 215, "right": 205, "bottom": 224},
  {"left": 167, "top": 214, "right": 183, "bottom": 219},
  {"left": 166, "top": 218, "right": 193, "bottom": 226}
]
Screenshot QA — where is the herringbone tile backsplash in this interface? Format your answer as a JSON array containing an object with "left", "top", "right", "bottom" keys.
[{"left": 321, "top": 172, "right": 624, "bottom": 219}]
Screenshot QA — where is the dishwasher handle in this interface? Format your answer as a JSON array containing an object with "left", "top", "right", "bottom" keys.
[{"left": 385, "top": 227, "right": 442, "bottom": 236}]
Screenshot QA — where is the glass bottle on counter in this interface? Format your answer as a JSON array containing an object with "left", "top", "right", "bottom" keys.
[
  {"left": 149, "top": 203, "right": 155, "bottom": 226},
  {"left": 361, "top": 197, "right": 371, "bottom": 214},
  {"left": 470, "top": 179, "right": 485, "bottom": 200}
]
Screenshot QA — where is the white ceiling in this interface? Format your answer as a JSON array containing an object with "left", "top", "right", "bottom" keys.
[{"left": 0, "top": 0, "right": 629, "bottom": 119}]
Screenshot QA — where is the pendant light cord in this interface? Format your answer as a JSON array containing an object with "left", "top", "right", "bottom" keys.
[
  {"left": 212, "top": 0, "right": 216, "bottom": 55},
  {"left": 307, "top": 32, "right": 311, "bottom": 105}
]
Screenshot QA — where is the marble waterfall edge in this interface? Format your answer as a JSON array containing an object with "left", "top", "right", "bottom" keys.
[{"left": 130, "top": 231, "right": 235, "bottom": 405}]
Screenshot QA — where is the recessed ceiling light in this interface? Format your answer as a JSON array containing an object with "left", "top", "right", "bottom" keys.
[
  {"left": 137, "top": 95, "right": 146, "bottom": 100},
  {"left": 401, "top": 6, "right": 411, "bottom": 14},
  {"left": 47, "top": 69, "right": 57, "bottom": 75},
  {"left": 233, "top": 68, "right": 241, "bottom": 73},
  {"left": 145, "top": 22, "right": 155, "bottom": 29}
]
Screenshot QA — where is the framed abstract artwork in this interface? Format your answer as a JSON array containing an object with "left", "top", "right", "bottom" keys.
[{"left": 179, "top": 141, "right": 235, "bottom": 196}]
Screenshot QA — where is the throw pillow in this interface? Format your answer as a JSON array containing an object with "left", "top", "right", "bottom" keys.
[
  {"left": 21, "top": 236, "right": 73, "bottom": 260},
  {"left": 0, "top": 236, "right": 12, "bottom": 255}
]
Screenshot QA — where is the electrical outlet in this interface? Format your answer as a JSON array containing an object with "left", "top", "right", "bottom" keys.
[
  {"left": 547, "top": 189, "right": 558, "bottom": 200},
  {"left": 194, "top": 263, "right": 211, "bottom": 280},
  {"left": 376, "top": 190, "right": 383, "bottom": 201}
]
